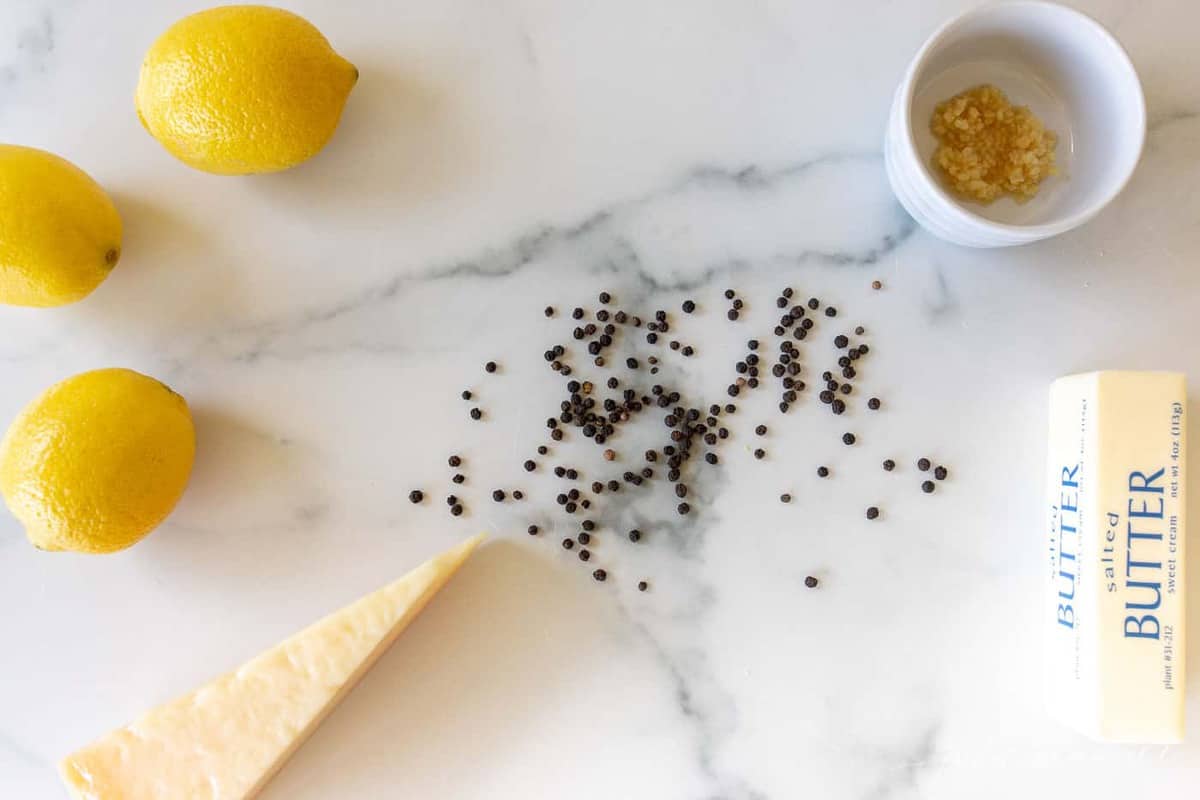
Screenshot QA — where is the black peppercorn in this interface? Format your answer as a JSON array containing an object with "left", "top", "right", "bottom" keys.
[
  {"left": 461, "top": 390, "right": 472, "bottom": 400},
  {"left": 882, "top": 459, "right": 896, "bottom": 471},
  {"left": 918, "top": 458, "right": 931, "bottom": 471},
  {"left": 528, "top": 524, "right": 539, "bottom": 535},
  {"left": 866, "top": 506, "right": 879, "bottom": 520},
  {"left": 409, "top": 490, "right": 424, "bottom": 503},
  {"left": 598, "top": 291, "right": 611, "bottom": 304},
  {"left": 868, "top": 397, "right": 881, "bottom": 410},
  {"left": 485, "top": 361, "right": 497, "bottom": 373},
  {"left": 470, "top": 408, "right": 483, "bottom": 420},
  {"left": 754, "top": 448, "right": 765, "bottom": 460},
  {"left": 562, "top": 538, "right": 575, "bottom": 550},
  {"left": 817, "top": 466, "right": 829, "bottom": 477},
  {"left": 727, "top": 309, "right": 739, "bottom": 321},
  {"left": 677, "top": 502, "right": 690, "bottom": 515},
  {"left": 934, "top": 465, "right": 948, "bottom": 481},
  {"left": 921, "top": 480, "right": 936, "bottom": 494},
  {"left": 450, "top": 504, "right": 463, "bottom": 516},
  {"left": 638, "top": 581, "right": 649, "bottom": 591},
  {"left": 842, "top": 433, "right": 856, "bottom": 446},
  {"left": 592, "top": 569, "right": 607, "bottom": 582},
  {"left": 492, "top": 489, "right": 506, "bottom": 502},
  {"left": 452, "top": 473, "right": 465, "bottom": 484},
  {"left": 804, "top": 575, "right": 819, "bottom": 588}
]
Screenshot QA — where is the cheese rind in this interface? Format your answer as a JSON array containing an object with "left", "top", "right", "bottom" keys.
[
  {"left": 60, "top": 534, "right": 483, "bottom": 799},
  {"left": 1045, "top": 372, "right": 1186, "bottom": 742}
]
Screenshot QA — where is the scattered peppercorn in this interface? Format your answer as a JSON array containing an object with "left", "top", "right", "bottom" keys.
[
  {"left": 934, "top": 465, "right": 948, "bottom": 481},
  {"left": 524, "top": 460, "right": 536, "bottom": 472},
  {"left": 882, "top": 459, "right": 895, "bottom": 471},
  {"left": 677, "top": 502, "right": 691, "bottom": 515},
  {"left": 450, "top": 504, "right": 463, "bottom": 516},
  {"left": 461, "top": 390, "right": 472, "bottom": 400},
  {"left": 579, "top": 549, "right": 591, "bottom": 562},
  {"left": 842, "top": 433, "right": 856, "bottom": 445},
  {"left": 599, "top": 292, "right": 611, "bottom": 304},
  {"left": 754, "top": 448, "right": 766, "bottom": 460},
  {"left": 917, "top": 458, "right": 931, "bottom": 471},
  {"left": 593, "top": 569, "right": 607, "bottom": 582},
  {"left": 448, "top": 455, "right": 462, "bottom": 468},
  {"left": 492, "top": 490, "right": 506, "bottom": 502},
  {"left": 485, "top": 361, "right": 497, "bottom": 373},
  {"left": 755, "top": 424, "right": 767, "bottom": 436},
  {"left": 866, "top": 506, "right": 879, "bottom": 520},
  {"left": 409, "top": 490, "right": 424, "bottom": 503},
  {"left": 780, "top": 493, "right": 792, "bottom": 503},
  {"left": 921, "top": 480, "right": 936, "bottom": 494},
  {"left": 544, "top": 306, "right": 555, "bottom": 317},
  {"left": 868, "top": 397, "right": 881, "bottom": 410},
  {"left": 528, "top": 524, "right": 539, "bottom": 535},
  {"left": 470, "top": 408, "right": 483, "bottom": 420},
  {"left": 682, "top": 300, "right": 696, "bottom": 313},
  {"left": 804, "top": 575, "right": 819, "bottom": 588},
  {"left": 562, "top": 538, "right": 575, "bottom": 550},
  {"left": 817, "top": 466, "right": 829, "bottom": 477},
  {"left": 638, "top": 581, "right": 649, "bottom": 592},
  {"left": 452, "top": 473, "right": 465, "bottom": 484},
  {"left": 872, "top": 280, "right": 882, "bottom": 290}
]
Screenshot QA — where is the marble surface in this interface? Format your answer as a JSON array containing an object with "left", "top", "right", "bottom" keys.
[{"left": 2, "top": 0, "right": 1199, "bottom": 797}]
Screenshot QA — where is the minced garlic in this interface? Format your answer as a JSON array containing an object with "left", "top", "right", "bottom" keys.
[{"left": 930, "top": 84, "right": 1057, "bottom": 204}]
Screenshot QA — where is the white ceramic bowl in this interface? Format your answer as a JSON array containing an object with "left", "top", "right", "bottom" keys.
[{"left": 885, "top": 1, "right": 1145, "bottom": 248}]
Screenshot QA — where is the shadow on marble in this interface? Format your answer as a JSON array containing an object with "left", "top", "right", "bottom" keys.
[
  {"left": 247, "top": 64, "right": 476, "bottom": 222},
  {"left": 74, "top": 190, "right": 249, "bottom": 335},
  {"left": 147, "top": 406, "right": 333, "bottom": 581},
  {"left": 255, "top": 540, "right": 604, "bottom": 799}
]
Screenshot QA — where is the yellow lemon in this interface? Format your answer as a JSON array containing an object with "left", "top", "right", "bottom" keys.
[
  {"left": 136, "top": 5, "right": 357, "bottom": 175},
  {"left": 0, "top": 368, "right": 196, "bottom": 554},
  {"left": 0, "top": 145, "right": 122, "bottom": 307}
]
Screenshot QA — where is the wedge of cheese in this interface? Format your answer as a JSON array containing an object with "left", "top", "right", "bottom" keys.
[{"left": 60, "top": 534, "right": 483, "bottom": 799}]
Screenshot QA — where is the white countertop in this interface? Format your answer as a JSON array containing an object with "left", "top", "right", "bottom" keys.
[{"left": 2, "top": 1, "right": 1199, "bottom": 797}]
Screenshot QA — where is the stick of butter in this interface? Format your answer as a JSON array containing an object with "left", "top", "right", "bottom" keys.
[{"left": 1046, "top": 371, "right": 1187, "bottom": 743}]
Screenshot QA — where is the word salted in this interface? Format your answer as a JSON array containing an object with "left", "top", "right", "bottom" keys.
[{"left": 1046, "top": 371, "right": 1187, "bottom": 743}]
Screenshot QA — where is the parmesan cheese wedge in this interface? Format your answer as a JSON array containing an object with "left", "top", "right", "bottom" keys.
[{"left": 60, "top": 534, "right": 483, "bottom": 799}]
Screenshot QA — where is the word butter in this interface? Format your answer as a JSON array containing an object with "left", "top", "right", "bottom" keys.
[{"left": 1046, "top": 371, "right": 1186, "bottom": 742}]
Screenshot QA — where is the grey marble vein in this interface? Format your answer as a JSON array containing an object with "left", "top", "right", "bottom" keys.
[{"left": 185, "top": 153, "right": 916, "bottom": 363}]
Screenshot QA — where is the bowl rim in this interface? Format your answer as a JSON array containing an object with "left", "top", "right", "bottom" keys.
[{"left": 897, "top": 0, "right": 1147, "bottom": 237}]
